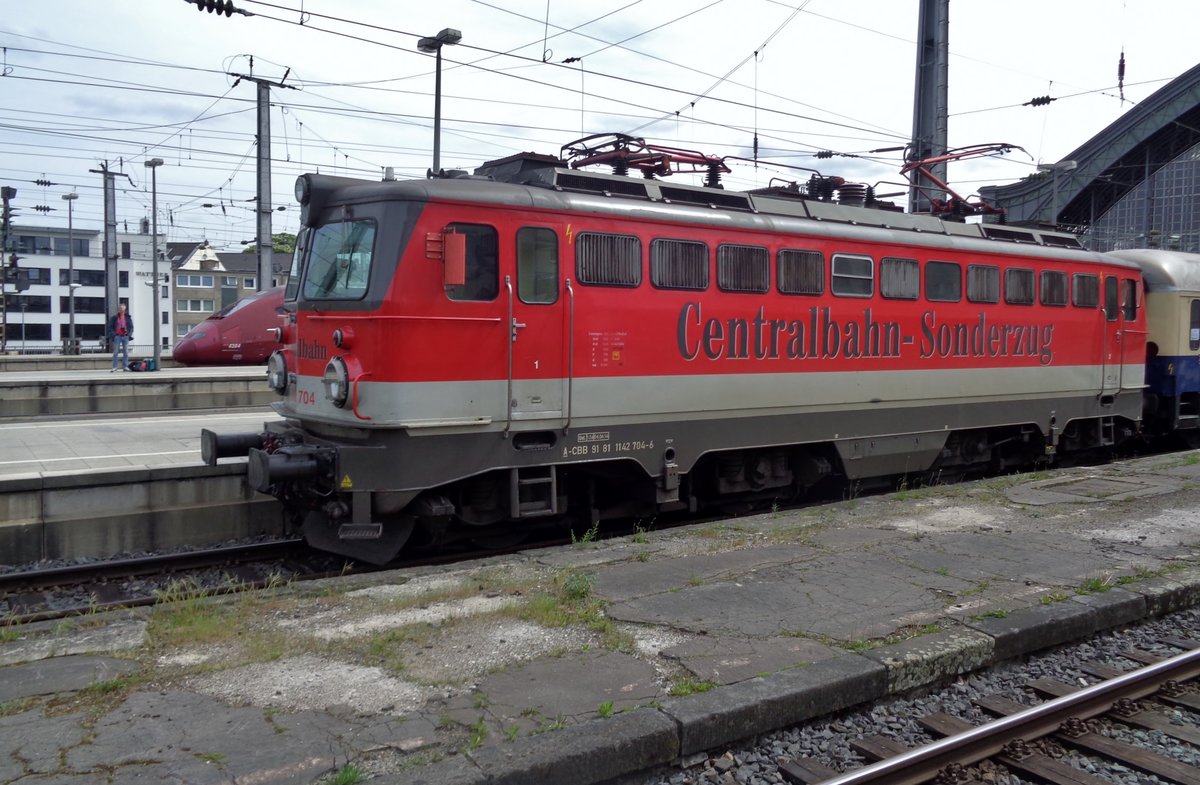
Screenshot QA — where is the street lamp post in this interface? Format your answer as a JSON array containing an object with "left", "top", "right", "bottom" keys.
[
  {"left": 145, "top": 158, "right": 164, "bottom": 370},
  {"left": 61, "top": 192, "right": 78, "bottom": 354},
  {"left": 417, "top": 27, "right": 462, "bottom": 177},
  {"left": 1037, "top": 160, "right": 1078, "bottom": 228}
]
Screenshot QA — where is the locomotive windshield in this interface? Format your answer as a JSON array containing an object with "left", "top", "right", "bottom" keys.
[
  {"left": 285, "top": 227, "right": 308, "bottom": 302},
  {"left": 303, "top": 219, "right": 377, "bottom": 300}
]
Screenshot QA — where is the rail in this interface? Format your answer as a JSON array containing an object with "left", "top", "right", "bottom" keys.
[{"left": 786, "top": 645, "right": 1200, "bottom": 785}]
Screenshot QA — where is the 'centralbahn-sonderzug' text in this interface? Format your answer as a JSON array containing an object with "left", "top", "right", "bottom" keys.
[{"left": 676, "top": 303, "right": 1055, "bottom": 365}]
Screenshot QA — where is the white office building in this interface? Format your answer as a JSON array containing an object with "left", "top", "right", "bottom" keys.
[{"left": 1, "top": 223, "right": 171, "bottom": 356}]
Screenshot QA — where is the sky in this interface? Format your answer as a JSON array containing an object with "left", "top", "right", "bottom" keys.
[{"left": 1, "top": 0, "right": 1197, "bottom": 251}]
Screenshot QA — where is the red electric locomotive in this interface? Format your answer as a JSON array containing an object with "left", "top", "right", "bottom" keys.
[{"left": 203, "top": 136, "right": 1146, "bottom": 563}]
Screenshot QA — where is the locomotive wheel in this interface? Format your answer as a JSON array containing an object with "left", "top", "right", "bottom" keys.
[{"left": 301, "top": 510, "right": 415, "bottom": 565}]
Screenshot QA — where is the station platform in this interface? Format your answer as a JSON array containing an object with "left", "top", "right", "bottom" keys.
[
  {"left": 0, "top": 408, "right": 279, "bottom": 476},
  {"left": 0, "top": 409, "right": 285, "bottom": 563},
  {"left": 0, "top": 363, "right": 272, "bottom": 418},
  {"left": 2, "top": 451, "right": 1199, "bottom": 784}
]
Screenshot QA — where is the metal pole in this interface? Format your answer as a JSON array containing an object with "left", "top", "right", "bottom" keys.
[
  {"left": 2, "top": 186, "right": 16, "bottom": 354},
  {"left": 62, "top": 192, "right": 78, "bottom": 353},
  {"left": 908, "top": 0, "right": 949, "bottom": 213},
  {"left": 255, "top": 81, "right": 273, "bottom": 293},
  {"left": 93, "top": 164, "right": 120, "bottom": 319},
  {"left": 433, "top": 45, "right": 443, "bottom": 175},
  {"left": 147, "top": 161, "right": 162, "bottom": 369},
  {"left": 418, "top": 28, "right": 461, "bottom": 178}
]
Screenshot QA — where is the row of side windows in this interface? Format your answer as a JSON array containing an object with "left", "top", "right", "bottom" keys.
[
  {"left": 573, "top": 232, "right": 1136, "bottom": 317},
  {"left": 445, "top": 225, "right": 1137, "bottom": 320}
]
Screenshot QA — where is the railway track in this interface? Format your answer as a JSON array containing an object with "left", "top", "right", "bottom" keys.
[
  {"left": 781, "top": 639, "right": 1200, "bottom": 785},
  {"left": 0, "top": 528, "right": 579, "bottom": 626},
  {"left": 0, "top": 538, "right": 335, "bottom": 625}
]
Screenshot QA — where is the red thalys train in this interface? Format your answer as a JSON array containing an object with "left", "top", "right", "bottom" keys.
[
  {"left": 172, "top": 286, "right": 286, "bottom": 365},
  {"left": 204, "top": 139, "right": 1152, "bottom": 563}
]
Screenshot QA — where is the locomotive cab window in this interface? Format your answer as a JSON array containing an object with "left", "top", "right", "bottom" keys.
[
  {"left": 1073, "top": 273, "right": 1100, "bottom": 309},
  {"left": 1040, "top": 270, "right": 1068, "bottom": 307},
  {"left": 967, "top": 265, "right": 999, "bottom": 303},
  {"left": 651, "top": 238, "right": 709, "bottom": 290},
  {"left": 1102, "top": 276, "right": 1118, "bottom": 321},
  {"left": 880, "top": 257, "right": 918, "bottom": 300},
  {"left": 777, "top": 249, "right": 823, "bottom": 295},
  {"left": 517, "top": 227, "right": 558, "bottom": 304},
  {"left": 576, "top": 232, "right": 641, "bottom": 287},
  {"left": 303, "top": 219, "right": 377, "bottom": 301},
  {"left": 446, "top": 223, "right": 499, "bottom": 301},
  {"left": 831, "top": 254, "right": 873, "bottom": 297},
  {"left": 925, "top": 261, "right": 961, "bottom": 302},
  {"left": 1123, "top": 279, "right": 1138, "bottom": 322},
  {"left": 717, "top": 244, "right": 769, "bottom": 293}
]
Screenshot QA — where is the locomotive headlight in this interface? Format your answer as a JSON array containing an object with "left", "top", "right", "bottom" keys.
[
  {"left": 332, "top": 327, "right": 355, "bottom": 349},
  {"left": 266, "top": 350, "right": 289, "bottom": 394},
  {"left": 323, "top": 356, "right": 350, "bottom": 408}
]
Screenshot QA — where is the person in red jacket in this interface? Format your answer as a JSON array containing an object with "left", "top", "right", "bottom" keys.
[{"left": 106, "top": 303, "right": 134, "bottom": 371}]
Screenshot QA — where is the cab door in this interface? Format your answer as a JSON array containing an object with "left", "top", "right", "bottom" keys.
[
  {"left": 1101, "top": 275, "right": 1122, "bottom": 396},
  {"left": 506, "top": 227, "right": 565, "bottom": 428}
]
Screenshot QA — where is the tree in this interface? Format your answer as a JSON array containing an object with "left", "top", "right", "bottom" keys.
[{"left": 243, "top": 232, "right": 296, "bottom": 255}]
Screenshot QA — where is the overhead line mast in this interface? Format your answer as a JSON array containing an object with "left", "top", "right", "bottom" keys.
[
  {"left": 230, "top": 66, "right": 295, "bottom": 293},
  {"left": 908, "top": 0, "right": 949, "bottom": 214}
]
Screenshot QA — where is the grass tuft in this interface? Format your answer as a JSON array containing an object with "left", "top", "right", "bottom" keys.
[
  {"left": 330, "top": 764, "right": 366, "bottom": 785},
  {"left": 668, "top": 677, "right": 716, "bottom": 697}
]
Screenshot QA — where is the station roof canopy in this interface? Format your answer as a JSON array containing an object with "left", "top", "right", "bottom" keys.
[{"left": 981, "top": 62, "right": 1200, "bottom": 230}]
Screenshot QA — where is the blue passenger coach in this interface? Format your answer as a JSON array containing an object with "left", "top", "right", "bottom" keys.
[{"left": 1110, "top": 249, "right": 1200, "bottom": 440}]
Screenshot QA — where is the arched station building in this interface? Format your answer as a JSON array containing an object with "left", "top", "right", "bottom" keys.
[{"left": 980, "top": 62, "right": 1200, "bottom": 253}]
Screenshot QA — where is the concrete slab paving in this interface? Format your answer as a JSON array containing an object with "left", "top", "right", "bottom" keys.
[
  {"left": 477, "top": 649, "right": 661, "bottom": 726},
  {"left": 0, "top": 620, "right": 146, "bottom": 667},
  {"left": 67, "top": 691, "right": 344, "bottom": 783},
  {"left": 662, "top": 634, "right": 842, "bottom": 685},
  {"left": 0, "top": 654, "right": 140, "bottom": 702},
  {"left": 1005, "top": 472, "right": 1181, "bottom": 505},
  {"left": 0, "top": 710, "right": 89, "bottom": 779},
  {"left": 0, "top": 451, "right": 1198, "bottom": 784},
  {"left": 605, "top": 549, "right": 947, "bottom": 640}
]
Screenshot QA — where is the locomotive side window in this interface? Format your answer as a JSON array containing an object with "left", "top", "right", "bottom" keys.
[
  {"left": 1073, "top": 273, "right": 1100, "bottom": 309},
  {"left": 880, "top": 257, "right": 918, "bottom": 300},
  {"left": 717, "top": 244, "right": 769, "bottom": 293},
  {"left": 1122, "top": 279, "right": 1138, "bottom": 321},
  {"left": 1190, "top": 300, "right": 1200, "bottom": 351},
  {"left": 303, "top": 219, "right": 377, "bottom": 301},
  {"left": 516, "top": 227, "right": 558, "bottom": 304},
  {"left": 1039, "top": 271, "right": 1068, "bottom": 307},
  {"left": 831, "top": 254, "right": 873, "bottom": 297},
  {"left": 576, "top": 232, "right": 641, "bottom": 287},
  {"left": 1005, "top": 268, "right": 1034, "bottom": 305},
  {"left": 445, "top": 223, "right": 499, "bottom": 301},
  {"left": 651, "top": 238, "right": 709, "bottom": 290},
  {"left": 925, "top": 261, "right": 961, "bottom": 302},
  {"left": 967, "top": 265, "right": 999, "bottom": 303},
  {"left": 777, "top": 249, "right": 823, "bottom": 295},
  {"left": 1102, "top": 276, "right": 1118, "bottom": 321},
  {"left": 285, "top": 227, "right": 308, "bottom": 302}
]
